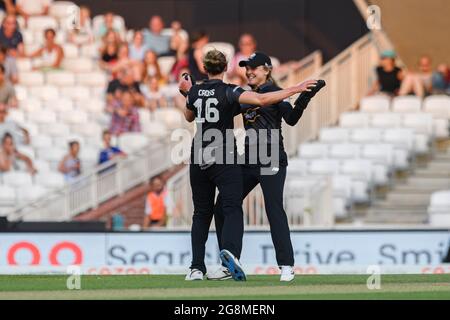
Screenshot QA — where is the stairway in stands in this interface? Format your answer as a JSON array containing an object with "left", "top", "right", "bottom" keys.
[{"left": 365, "top": 141, "right": 450, "bottom": 224}]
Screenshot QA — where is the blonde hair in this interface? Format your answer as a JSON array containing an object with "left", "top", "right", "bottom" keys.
[{"left": 203, "top": 49, "right": 227, "bottom": 75}]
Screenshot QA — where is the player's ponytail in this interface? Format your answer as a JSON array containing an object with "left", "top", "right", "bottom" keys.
[
  {"left": 203, "top": 49, "right": 228, "bottom": 76},
  {"left": 263, "top": 65, "right": 278, "bottom": 87}
]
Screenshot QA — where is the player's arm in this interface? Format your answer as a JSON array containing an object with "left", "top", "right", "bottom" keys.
[
  {"left": 179, "top": 73, "right": 196, "bottom": 122},
  {"left": 238, "top": 80, "right": 318, "bottom": 107}
]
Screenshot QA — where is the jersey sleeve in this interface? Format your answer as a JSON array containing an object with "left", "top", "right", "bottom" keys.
[
  {"left": 226, "top": 85, "right": 245, "bottom": 105},
  {"left": 186, "top": 90, "right": 195, "bottom": 112}
]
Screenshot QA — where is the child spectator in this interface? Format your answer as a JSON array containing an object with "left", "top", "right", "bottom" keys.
[
  {"left": 0, "top": 132, "right": 36, "bottom": 173},
  {"left": 143, "top": 176, "right": 172, "bottom": 228},
  {"left": 368, "top": 50, "right": 404, "bottom": 96},
  {"left": 98, "top": 129, "right": 126, "bottom": 165},
  {"left": 58, "top": 140, "right": 81, "bottom": 182},
  {"left": 28, "top": 28, "right": 64, "bottom": 71},
  {"left": 109, "top": 91, "right": 141, "bottom": 136}
]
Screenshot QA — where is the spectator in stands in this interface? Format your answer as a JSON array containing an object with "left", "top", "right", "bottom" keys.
[
  {"left": 143, "top": 176, "right": 172, "bottom": 228},
  {"left": 129, "top": 30, "right": 147, "bottom": 62},
  {"left": 142, "top": 49, "right": 165, "bottom": 84},
  {"left": 188, "top": 30, "right": 209, "bottom": 81},
  {"left": 109, "top": 91, "right": 141, "bottom": 136},
  {"left": 0, "top": 132, "right": 36, "bottom": 173},
  {"left": 143, "top": 15, "right": 170, "bottom": 56},
  {"left": 227, "top": 33, "right": 257, "bottom": 85},
  {"left": 169, "top": 20, "right": 186, "bottom": 56},
  {"left": 0, "top": 46, "right": 17, "bottom": 83},
  {"left": 399, "top": 55, "right": 433, "bottom": 98},
  {"left": 58, "top": 140, "right": 81, "bottom": 182},
  {"left": 0, "top": 103, "right": 29, "bottom": 144},
  {"left": 0, "top": 0, "right": 16, "bottom": 15},
  {"left": 169, "top": 37, "right": 189, "bottom": 83},
  {"left": 173, "top": 66, "right": 190, "bottom": 110},
  {"left": 16, "top": 0, "right": 51, "bottom": 20},
  {"left": 142, "top": 76, "right": 167, "bottom": 111},
  {"left": 98, "top": 129, "right": 126, "bottom": 165},
  {"left": 28, "top": 28, "right": 64, "bottom": 71},
  {"left": 0, "top": 64, "right": 16, "bottom": 107},
  {"left": 0, "top": 14, "right": 23, "bottom": 57},
  {"left": 106, "top": 68, "right": 144, "bottom": 106},
  {"left": 432, "top": 63, "right": 450, "bottom": 94},
  {"left": 96, "top": 11, "right": 120, "bottom": 40},
  {"left": 99, "top": 37, "right": 119, "bottom": 72},
  {"left": 368, "top": 50, "right": 404, "bottom": 96},
  {"left": 110, "top": 43, "right": 141, "bottom": 80},
  {"left": 68, "top": 5, "right": 94, "bottom": 47}
]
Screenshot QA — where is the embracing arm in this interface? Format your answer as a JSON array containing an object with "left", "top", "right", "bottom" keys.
[{"left": 238, "top": 80, "right": 317, "bottom": 107}]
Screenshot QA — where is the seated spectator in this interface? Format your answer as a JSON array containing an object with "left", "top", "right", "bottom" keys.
[
  {"left": 399, "top": 55, "right": 433, "bottom": 98},
  {"left": 432, "top": 64, "right": 450, "bottom": 94},
  {"left": 0, "top": 46, "right": 17, "bottom": 83},
  {"left": 16, "top": 0, "right": 51, "bottom": 20},
  {"left": 143, "top": 176, "right": 172, "bottom": 228},
  {"left": 58, "top": 140, "right": 81, "bottom": 182},
  {"left": 0, "top": 0, "right": 16, "bottom": 15},
  {"left": 129, "top": 30, "right": 147, "bottom": 62},
  {"left": 143, "top": 15, "right": 171, "bottom": 56},
  {"left": 141, "top": 76, "right": 167, "bottom": 111},
  {"left": 96, "top": 12, "right": 121, "bottom": 40},
  {"left": 106, "top": 68, "right": 144, "bottom": 106},
  {"left": 227, "top": 33, "right": 257, "bottom": 85},
  {"left": 0, "top": 64, "right": 16, "bottom": 106},
  {"left": 98, "top": 129, "right": 126, "bottom": 165},
  {"left": 142, "top": 49, "right": 165, "bottom": 84},
  {"left": 0, "top": 14, "right": 23, "bottom": 57},
  {"left": 109, "top": 91, "right": 141, "bottom": 136},
  {"left": 99, "top": 30, "right": 120, "bottom": 72},
  {"left": 169, "top": 37, "right": 189, "bottom": 83},
  {"left": 68, "top": 5, "right": 94, "bottom": 47},
  {"left": 0, "top": 132, "right": 35, "bottom": 173},
  {"left": 110, "top": 43, "right": 141, "bottom": 80},
  {"left": 188, "top": 30, "right": 209, "bottom": 81},
  {"left": 28, "top": 28, "right": 64, "bottom": 71},
  {"left": 0, "top": 103, "right": 29, "bottom": 144},
  {"left": 368, "top": 50, "right": 404, "bottom": 96},
  {"left": 174, "top": 66, "right": 190, "bottom": 111}
]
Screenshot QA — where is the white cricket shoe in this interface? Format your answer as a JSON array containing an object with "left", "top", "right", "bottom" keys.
[
  {"left": 185, "top": 269, "right": 204, "bottom": 281},
  {"left": 207, "top": 266, "right": 232, "bottom": 281},
  {"left": 280, "top": 266, "right": 295, "bottom": 282}
]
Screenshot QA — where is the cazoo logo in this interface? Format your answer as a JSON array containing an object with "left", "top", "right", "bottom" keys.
[{"left": 2, "top": 241, "right": 83, "bottom": 266}]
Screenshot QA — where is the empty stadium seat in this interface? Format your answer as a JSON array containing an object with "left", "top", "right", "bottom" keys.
[
  {"left": 36, "top": 147, "right": 66, "bottom": 167},
  {"left": 59, "top": 85, "right": 90, "bottom": 101},
  {"left": 3, "top": 171, "right": 33, "bottom": 188},
  {"left": 21, "top": 98, "right": 43, "bottom": 113},
  {"left": 286, "top": 159, "right": 309, "bottom": 176},
  {"left": 361, "top": 144, "right": 395, "bottom": 167},
  {"left": 423, "top": 95, "right": 450, "bottom": 138},
  {"left": 370, "top": 113, "right": 402, "bottom": 128},
  {"left": 392, "top": 96, "right": 422, "bottom": 113},
  {"left": 16, "top": 185, "right": 48, "bottom": 203},
  {"left": 350, "top": 128, "right": 382, "bottom": 144},
  {"left": 45, "top": 98, "right": 74, "bottom": 112},
  {"left": 329, "top": 143, "right": 360, "bottom": 159},
  {"left": 309, "top": 159, "right": 340, "bottom": 175},
  {"left": 152, "top": 108, "right": 184, "bottom": 129},
  {"left": 319, "top": 128, "right": 350, "bottom": 143},
  {"left": 62, "top": 58, "right": 94, "bottom": 73},
  {"left": 339, "top": 112, "right": 370, "bottom": 128},
  {"left": 118, "top": 133, "right": 149, "bottom": 154},
  {"left": 77, "top": 99, "right": 104, "bottom": 114},
  {"left": 298, "top": 143, "right": 328, "bottom": 159},
  {"left": 27, "top": 16, "right": 58, "bottom": 32},
  {"left": 29, "top": 85, "right": 59, "bottom": 101},
  {"left": 19, "top": 71, "right": 45, "bottom": 86},
  {"left": 35, "top": 172, "right": 65, "bottom": 189},
  {"left": 46, "top": 71, "right": 76, "bottom": 86},
  {"left": 33, "top": 160, "right": 52, "bottom": 173},
  {"left": 31, "top": 135, "right": 53, "bottom": 149},
  {"left": 428, "top": 190, "right": 450, "bottom": 226},
  {"left": 14, "top": 85, "right": 28, "bottom": 101},
  {"left": 71, "top": 122, "right": 102, "bottom": 138},
  {"left": 40, "top": 121, "right": 71, "bottom": 137},
  {"left": 143, "top": 121, "right": 169, "bottom": 138},
  {"left": 360, "top": 95, "right": 390, "bottom": 113},
  {"left": 203, "top": 42, "right": 235, "bottom": 62},
  {"left": 27, "top": 109, "right": 57, "bottom": 125},
  {"left": 60, "top": 110, "right": 89, "bottom": 125},
  {"left": 7, "top": 109, "right": 25, "bottom": 123},
  {"left": 157, "top": 56, "right": 176, "bottom": 76},
  {"left": 62, "top": 43, "right": 79, "bottom": 59},
  {"left": 76, "top": 72, "right": 107, "bottom": 87},
  {"left": 16, "top": 58, "right": 33, "bottom": 72},
  {"left": 0, "top": 186, "right": 16, "bottom": 207}
]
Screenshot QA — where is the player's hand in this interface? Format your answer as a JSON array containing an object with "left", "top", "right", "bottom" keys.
[
  {"left": 178, "top": 73, "right": 194, "bottom": 97},
  {"left": 295, "top": 80, "right": 318, "bottom": 93}
]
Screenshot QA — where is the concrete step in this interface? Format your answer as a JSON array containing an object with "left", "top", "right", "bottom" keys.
[
  {"left": 414, "top": 168, "right": 450, "bottom": 176},
  {"left": 407, "top": 177, "right": 450, "bottom": 189},
  {"left": 426, "top": 161, "right": 450, "bottom": 170},
  {"left": 385, "top": 192, "right": 431, "bottom": 206},
  {"left": 394, "top": 184, "right": 446, "bottom": 193},
  {"left": 434, "top": 154, "right": 450, "bottom": 161},
  {"left": 370, "top": 200, "right": 428, "bottom": 211},
  {"left": 365, "top": 211, "right": 426, "bottom": 224}
]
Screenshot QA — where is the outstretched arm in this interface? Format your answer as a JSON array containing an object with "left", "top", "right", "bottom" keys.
[{"left": 238, "top": 80, "right": 318, "bottom": 107}]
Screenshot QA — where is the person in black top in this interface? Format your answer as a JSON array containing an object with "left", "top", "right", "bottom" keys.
[
  {"left": 210, "top": 52, "right": 326, "bottom": 282},
  {"left": 368, "top": 50, "right": 404, "bottom": 96},
  {"left": 187, "top": 30, "right": 209, "bottom": 82},
  {"left": 179, "top": 49, "right": 318, "bottom": 281}
]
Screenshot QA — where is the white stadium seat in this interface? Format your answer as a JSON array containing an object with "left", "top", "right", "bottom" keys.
[
  {"left": 49, "top": 1, "right": 78, "bottom": 20},
  {"left": 7, "top": 109, "right": 25, "bottom": 123},
  {"left": 3, "top": 171, "right": 33, "bottom": 188},
  {"left": 118, "top": 133, "right": 149, "bottom": 154},
  {"left": 37, "top": 147, "right": 66, "bottom": 167},
  {"left": 360, "top": 95, "right": 391, "bottom": 113},
  {"left": 370, "top": 113, "right": 402, "bottom": 128},
  {"left": 46, "top": 71, "right": 76, "bottom": 86},
  {"left": 361, "top": 144, "right": 395, "bottom": 167},
  {"left": 27, "top": 110, "right": 57, "bottom": 125},
  {"left": 428, "top": 190, "right": 450, "bottom": 226},
  {"left": 0, "top": 186, "right": 16, "bottom": 206},
  {"left": 329, "top": 143, "right": 360, "bottom": 160},
  {"left": 71, "top": 122, "right": 102, "bottom": 138},
  {"left": 423, "top": 95, "right": 450, "bottom": 119},
  {"left": 59, "top": 86, "right": 90, "bottom": 101},
  {"left": 93, "top": 14, "right": 126, "bottom": 38},
  {"left": 339, "top": 112, "right": 370, "bottom": 128},
  {"left": 35, "top": 172, "right": 66, "bottom": 189},
  {"left": 270, "top": 56, "right": 281, "bottom": 68},
  {"left": 161, "top": 28, "right": 189, "bottom": 41},
  {"left": 33, "top": 160, "right": 52, "bottom": 173},
  {"left": 16, "top": 186, "right": 48, "bottom": 203},
  {"left": 392, "top": 96, "right": 422, "bottom": 113},
  {"left": 60, "top": 110, "right": 89, "bottom": 125},
  {"left": 29, "top": 85, "right": 59, "bottom": 101},
  {"left": 62, "top": 58, "right": 94, "bottom": 73},
  {"left": 340, "top": 159, "right": 373, "bottom": 182},
  {"left": 31, "top": 135, "right": 53, "bottom": 149},
  {"left": 27, "top": 16, "right": 58, "bottom": 31},
  {"left": 19, "top": 71, "right": 45, "bottom": 86},
  {"left": 40, "top": 123, "right": 70, "bottom": 137},
  {"left": 45, "top": 98, "right": 74, "bottom": 112},
  {"left": 14, "top": 85, "right": 28, "bottom": 101},
  {"left": 319, "top": 128, "right": 350, "bottom": 143},
  {"left": 402, "top": 113, "right": 434, "bottom": 136},
  {"left": 77, "top": 99, "right": 105, "bottom": 114},
  {"left": 21, "top": 122, "right": 39, "bottom": 136},
  {"left": 76, "top": 72, "right": 107, "bottom": 87},
  {"left": 143, "top": 121, "right": 169, "bottom": 138},
  {"left": 350, "top": 128, "right": 382, "bottom": 144},
  {"left": 152, "top": 108, "right": 184, "bottom": 129},
  {"left": 309, "top": 159, "right": 340, "bottom": 175},
  {"left": 203, "top": 42, "right": 235, "bottom": 63},
  {"left": 286, "top": 159, "right": 309, "bottom": 176},
  {"left": 16, "top": 58, "right": 33, "bottom": 72},
  {"left": 298, "top": 143, "right": 328, "bottom": 159},
  {"left": 62, "top": 43, "right": 79, "bottom": 59},
  {"left": 20, "top": 98, "right": 43, "bottom": 113},
  {"left": 80, "top": 43, "right": 100, "bottom": 58}
]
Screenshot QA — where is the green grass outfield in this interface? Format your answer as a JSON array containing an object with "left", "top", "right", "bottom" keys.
[{"left": 0, "top": 274, "right": 449, "bottom": 300}]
